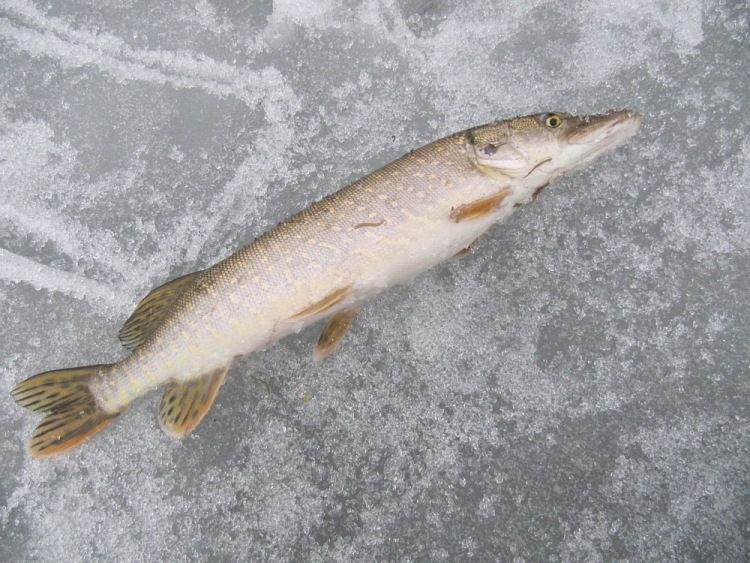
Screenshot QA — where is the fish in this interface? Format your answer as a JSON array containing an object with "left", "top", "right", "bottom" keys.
[{"left": 11, "top": 109, "right": 643, "bottom": 456}]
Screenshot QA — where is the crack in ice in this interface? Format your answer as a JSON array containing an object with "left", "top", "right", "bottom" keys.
[
  {"left": 0, "top": 248, "right": 122, "bottom": 307},
  {"left": 0, "top": 0, "right": 294, "bottom": 108}
]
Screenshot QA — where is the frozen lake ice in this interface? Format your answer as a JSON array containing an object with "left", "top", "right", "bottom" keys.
[{"left": 1, "top": 0, "right": 748, "bottom": 560}]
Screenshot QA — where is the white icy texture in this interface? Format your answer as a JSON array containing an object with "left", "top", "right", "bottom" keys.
[{"left": 1, "top": 0, "right": 748, "bottom": 560}]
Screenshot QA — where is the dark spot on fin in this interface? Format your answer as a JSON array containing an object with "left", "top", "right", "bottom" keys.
[
  {"left": 159, "top": 366, "right": 229, "bottom": 439},
  {"left": 119, "top": 270, "right": 204, "bottom": 351},
  {"left": 450, "top": 188, "right": 513, "bottom": 222},
  {"left": 314, "top": 308, "right": 358, "bottom": 361},
  {"left": 291, "top": 285, "right": 352, "bottom": 321}
]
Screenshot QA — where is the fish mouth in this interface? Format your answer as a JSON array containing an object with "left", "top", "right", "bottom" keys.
[{"left": 566, "top": 110, "right": 643, "bottom": 148}]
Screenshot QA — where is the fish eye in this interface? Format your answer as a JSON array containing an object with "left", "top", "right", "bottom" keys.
[{"left": 545, "top": 114, "right": 562, "bottom": 128}]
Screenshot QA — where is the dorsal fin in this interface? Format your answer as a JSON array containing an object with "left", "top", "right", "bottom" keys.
[{"left": 119, "top": 270, "right": 204, "bottom": 351}]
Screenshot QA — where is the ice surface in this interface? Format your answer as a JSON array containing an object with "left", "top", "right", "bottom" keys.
[{"left": 1, "top": 0, "right": 748, "bottom": 560}]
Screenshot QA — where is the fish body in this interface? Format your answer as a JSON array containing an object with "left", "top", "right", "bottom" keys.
[
  {"left": 12, "top": 110, "right": 642, "bottom": 455},
  {"left": 105, "top": 132, "right": 510, "bottom": 406}
]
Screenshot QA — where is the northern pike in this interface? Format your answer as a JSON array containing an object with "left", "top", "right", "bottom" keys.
[{"left": 12, "top": 110, "right": 642, "bottom": 456}]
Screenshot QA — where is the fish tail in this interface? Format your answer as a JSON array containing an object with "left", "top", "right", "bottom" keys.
[{"left": 11, "top": 364, "right": 124, "bottom": 456}]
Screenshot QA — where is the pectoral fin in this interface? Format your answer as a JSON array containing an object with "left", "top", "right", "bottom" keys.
[
  {"left": 314, "top": 308, "right": 357, "bottom": 361},
  {"left": 450, "top": 188, "right": 513, "bottom": 222},
  {"left": 159, "top": 366, "right": 229, "bottom": 438},
  {"left": 120, "top": 270, "right": 204, "bottom": 351}
]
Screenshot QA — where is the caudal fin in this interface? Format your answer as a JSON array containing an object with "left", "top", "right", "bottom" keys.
[{"left": 11, "top": 365, "right": 123, "bottom": 456}]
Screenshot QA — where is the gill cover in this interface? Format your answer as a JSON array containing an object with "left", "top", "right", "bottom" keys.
[
  {"left": 467, "top": 122, "right": 528, "bottom": 176},
  {"left": 466, "top": 114, "right": 565, "bottom": 177}
]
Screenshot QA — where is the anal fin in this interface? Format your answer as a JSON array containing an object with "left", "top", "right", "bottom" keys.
[
  {"left": 119, "top": 270, "right": 204, "bottom": 351},
  {"left": 159, "top": 366, "right": 229, "bottom": 438},
  {"left": 314, "top": 308, "right": 357, "bottom": 361}
]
